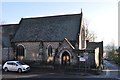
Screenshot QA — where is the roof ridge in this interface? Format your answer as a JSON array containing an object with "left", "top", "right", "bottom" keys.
[{"left": 22, "top": 13, "right": 82, "bottom": 20}]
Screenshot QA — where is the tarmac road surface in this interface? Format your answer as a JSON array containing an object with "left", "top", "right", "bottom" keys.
[{"left": 1, "top": 60, "right": 120, "bottom": 80}]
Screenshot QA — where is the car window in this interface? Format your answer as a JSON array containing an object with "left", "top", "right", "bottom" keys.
[
  {"left": 12, "top": 63, "right": 17, "bottom": 66},
  {"left": 17, "top": 62, "right": 25, "bottom": 65},
  {"left": 7, "top": 62, "right": 18, "bottom": 66},
  {"left": 7, "top": 62, "right": 13, "bottom": 65}
]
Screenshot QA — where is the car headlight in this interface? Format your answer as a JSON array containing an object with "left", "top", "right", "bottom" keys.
[{"left": 23, "top": 68, "right": 26, "bottom": 70}]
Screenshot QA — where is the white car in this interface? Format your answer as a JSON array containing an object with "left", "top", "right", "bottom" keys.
[{"left": 3, "top": 61, "right": 30, "bottom": 73}]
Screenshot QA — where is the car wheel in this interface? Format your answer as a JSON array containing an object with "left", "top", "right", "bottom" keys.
[
  {"left": 4, "top": 67, "right": 8, "bottom": 72},
  {"left": 18, "top": 68, "right": 22, "bottom": 73}
]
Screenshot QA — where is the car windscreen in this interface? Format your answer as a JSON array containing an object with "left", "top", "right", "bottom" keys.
[{"left": 17, "top": 62, "right": 26, "bottom": 65}]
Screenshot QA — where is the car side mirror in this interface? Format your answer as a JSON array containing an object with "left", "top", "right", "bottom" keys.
[{"left": 16, "top": 64, "right": 18, "bottom": 66}]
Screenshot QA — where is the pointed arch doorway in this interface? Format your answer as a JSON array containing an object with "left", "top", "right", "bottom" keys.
[{"left": 61, "top": 51, "right": 70, "bottom": 65}]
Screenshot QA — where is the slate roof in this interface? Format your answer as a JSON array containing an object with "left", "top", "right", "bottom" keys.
[
  {"left": 86, "top": 41, "right": 103, "bottom": 50},
  {"left": 1, "top": 24, "right": 19, "bottom": 47},
  {"left": 12, "top": 13, "right": 82, "bottom": 42}
]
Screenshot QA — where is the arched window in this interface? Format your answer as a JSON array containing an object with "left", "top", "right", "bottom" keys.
[
  {"left": 48, "top": 45, "right": 52, "bottom": 56},
  {"left": 16, "top": 45, "right": 25, "bottom": 60}
]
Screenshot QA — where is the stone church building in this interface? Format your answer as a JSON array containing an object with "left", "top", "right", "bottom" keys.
[{"left": 1, "top": 11, "right": 103, "bottom": 67}]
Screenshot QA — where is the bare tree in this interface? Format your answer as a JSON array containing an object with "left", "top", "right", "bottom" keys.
[
  {"left": 105, "top": 43, "right": 115, "bottom": 53},
  {"left": 105, "top": 42, "right": 119, "bottom": 62},
  {"left": 84, "top": 19, "right": 97, "bottom": 42}
]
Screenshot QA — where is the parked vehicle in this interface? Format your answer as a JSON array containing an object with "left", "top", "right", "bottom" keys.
[{"left": 3, "top": 61, "right": 30, "bottom": 73}]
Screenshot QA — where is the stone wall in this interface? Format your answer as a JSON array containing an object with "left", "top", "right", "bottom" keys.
[
  {"left": 2, "top": 47, "right": 14, "bottom": 61},
  {"left": 55, "top": 40, "right": 78, "bottom": 65},
  {"left": 0, "top": 48, "right": 2, "bottom": 63},
  {"left": 15, "top": 41, "right": 78, "bottom": 65},
  {"left": 43, "top": 42, "right": 59, "bottom": 62},
  {"left": 0, "top": 26, "right": 2, "bottom": 63},
  {"left": 15, "top": 42, "right": 40, "bottom": 61},
  {"left": 86, "top": 52, "right": 95, "bottom": 68},
  {"left": 15, "top": 42, "right": 60, "bottom": 62},
  {"left": 86, "top": 41, "right": 103, "bottom": 67}
]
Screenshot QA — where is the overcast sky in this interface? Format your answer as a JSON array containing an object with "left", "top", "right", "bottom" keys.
[{"left": 1, "top": 0, "right": 119, "bottom": 46}]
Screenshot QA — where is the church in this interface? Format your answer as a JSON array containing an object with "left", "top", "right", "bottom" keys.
[{"left": 1, "top": 11, "right": 103, "bottom": 67}]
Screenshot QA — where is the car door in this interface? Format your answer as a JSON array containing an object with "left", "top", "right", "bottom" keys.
[
  {"left": 7, "top": 62, "right": 13, "bottom": 71},
  {"left": 12, "top": 63, "right": 18, "bottom": 71}
]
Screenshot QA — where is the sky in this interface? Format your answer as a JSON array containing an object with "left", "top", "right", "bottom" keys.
[{"left": 1, "top": 0, "right": 119, "bottom": 46}]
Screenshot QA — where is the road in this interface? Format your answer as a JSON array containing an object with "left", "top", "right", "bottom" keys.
[
  {"left": 102, "top": 60, "right": 119, "bottom": 78},
  {"left": 88, "top": 60, "right": 120, "bottom": 79},
  {"left": 1, "top": 60, "right": 120, "bottom": 80}
]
